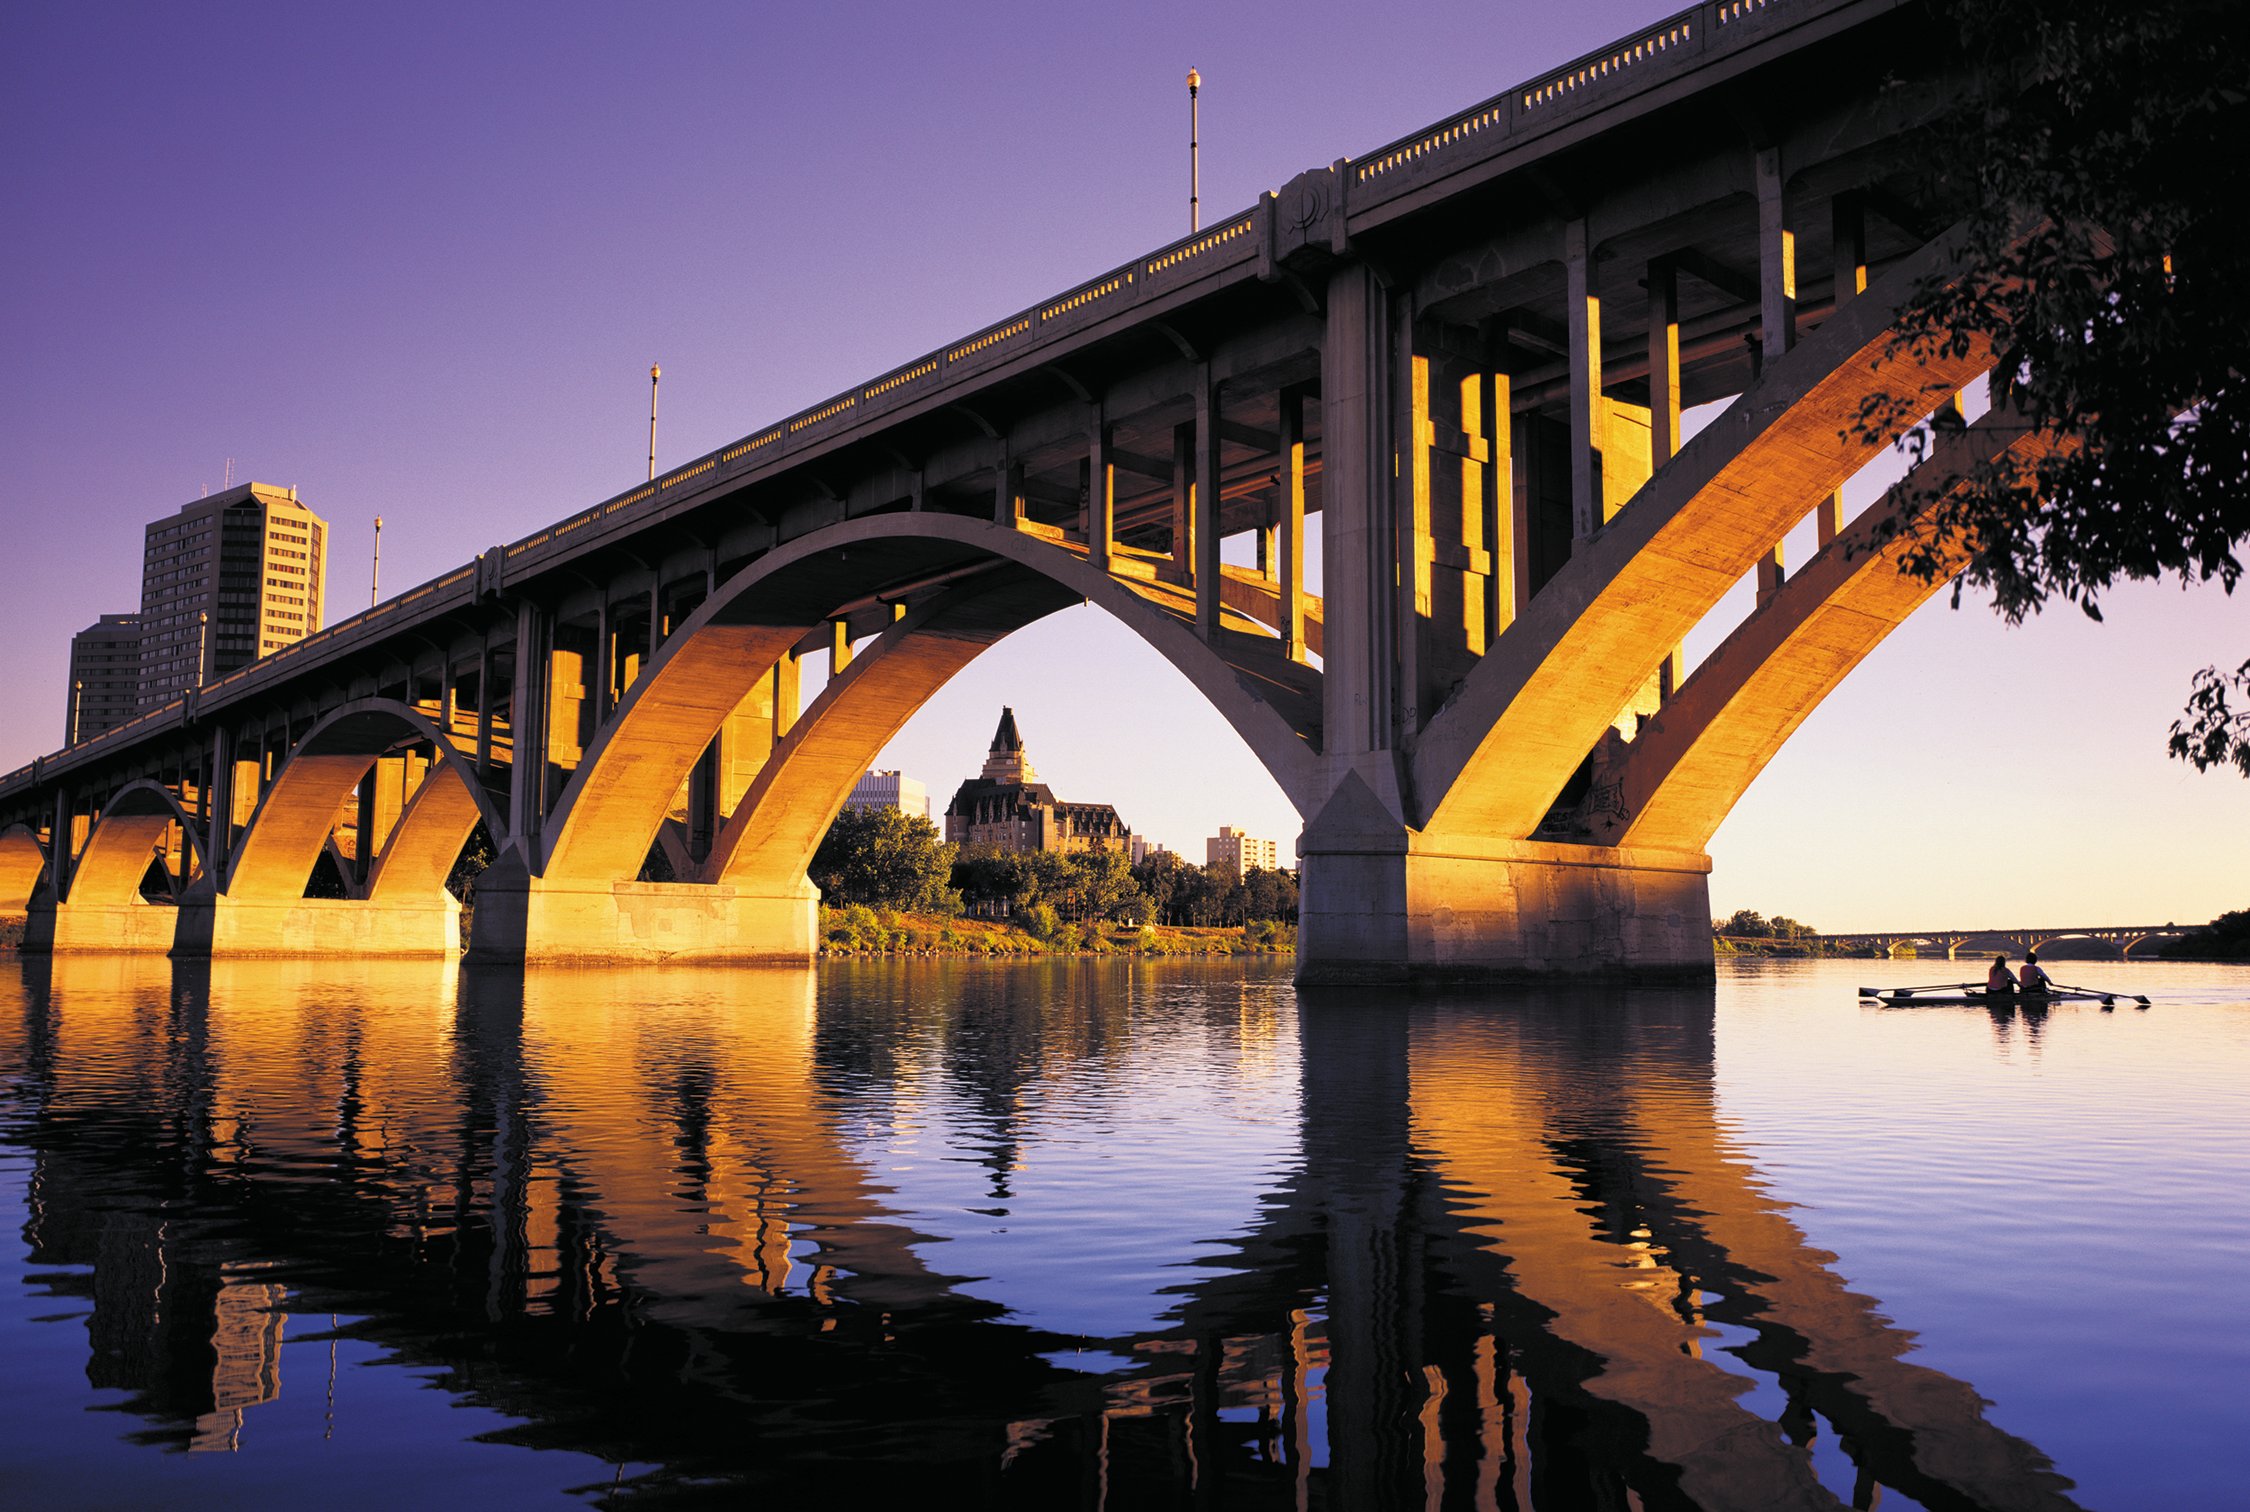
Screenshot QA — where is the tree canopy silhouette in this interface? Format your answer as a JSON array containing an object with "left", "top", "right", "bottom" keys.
[{"left": 1862, "top": 0, "right": 2248, "bottom": 773}]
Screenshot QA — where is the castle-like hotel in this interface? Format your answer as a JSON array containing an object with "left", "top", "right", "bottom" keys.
[{"left": 943, "top": 708, "right": 1131, "bottom": 855}]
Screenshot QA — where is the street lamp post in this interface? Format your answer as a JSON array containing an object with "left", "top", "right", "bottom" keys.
[
  {"left": 1187, "top": 68, "right": 1202, "bottom": 233},
  {"left": 648, "top": 362, "right": 661, "bottom": 481},
  {"left": 371, "top": 515, "right": 383, "bottom": 608}
]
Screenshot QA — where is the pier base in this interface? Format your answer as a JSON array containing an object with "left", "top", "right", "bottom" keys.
[
  {"left": 1297, "top": 833, "right": 1713, "bottom": 986},
  {"left": 21, "top": 896, "right": 184, "bottom": 954},
  {"left": 465, "top": 855, "right": 818, "bottom": 964},
  {"left": 171, "top": 891, "right": 462, "bottom": 958}
]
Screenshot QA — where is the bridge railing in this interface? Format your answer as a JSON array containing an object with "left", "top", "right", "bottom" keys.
[{"left": 1349, "top": 0, "right": 1809, "bottom": 200}]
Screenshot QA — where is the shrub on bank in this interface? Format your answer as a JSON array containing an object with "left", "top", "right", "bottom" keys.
[{"left": 815, "top": 907, "right": 1292, "bottom": 958}]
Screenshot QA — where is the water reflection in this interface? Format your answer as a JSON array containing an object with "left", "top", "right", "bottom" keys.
[{"left": 1, "top": 956, "right": 2095, "bottom": 1508}]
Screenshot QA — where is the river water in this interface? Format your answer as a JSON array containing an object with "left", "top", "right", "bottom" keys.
[{"left": 0, "top": 955, "right": 2242, "bottom": 1510}]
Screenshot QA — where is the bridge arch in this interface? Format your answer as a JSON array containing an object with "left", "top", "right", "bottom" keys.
[
  {"left": 538, "top": 513, "right": 1323, "bottom": 889},
  {"left": 0, "top": 823, "right": 48, "bottom": 913},
  {"left": 1606, "top": 407, "right": 2046, "bottom": 853},
  {"left": 228, "top": 699, "right": 499, "bottom": 903},
  {"left": 65, "top": 780, "right": 205, "bottom": 907},
  {"left": 1408, "top": 236, "right": 1989, "bottom": 849}
]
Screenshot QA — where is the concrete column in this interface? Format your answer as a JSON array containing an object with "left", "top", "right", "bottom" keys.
[
  {"left": 774, "top": 651, "right": 801, "bottom": 739},
  {"left": 1658, "top": 645, "right": 1687, "bottom": 703},
  {"left": 1195, "top": 366, "right": 1223, "bottom": 640},
  {"left": 994, "top": 455, "right": 1022, "bottom": 528},
  {"left": 1814, "top": 491, "right": 1847, "bottom": 549},
  {"left": 507, "top": 601, "right": 548, "bottom": 848},
  {"left": 829, "top": 617, "right": 853, "bottom": 675},
  {"left": 475, "top": 634, "right": 494, "bottom": 778},
  {"left": 1831, "top": 191, "right": 1867, "bottom": 308},
  {"left": 49, "top": 789, "right": 73, "bottom": 900},
  {"left": 1170, "top": 421, "right": 1195, "bottom": 586},
  {"left": 1647, "top": 255, "right": 1682, "bottom": 468},
  {"left": 1565, "top": 218, "right": 1603, "bottom": 542},
  {"left": 592, "top": 597, "right": 613, "bottom": 723},
  {"left": 1396, "top": 318, "right": 1429, "bottom": 728},
  {"left": 1481, "top": 358, "right": 1516, "bottom": 639},
  {"left": 1319, "top": 262, "right": 1394, "bottom": 760},
  {"left": 1757, "top": 146, "right": 1796, "bottom": 358},
  {"left": 1756, "top": 542, "right": 1785, "bottom": 606},
  {"left": 1278, "top": 385, "right": 1308, "bottom": 662},
  {"left": 206, "top": 726, "right": 235, "bottom": 881},
  {"left": 354, "top": 769, "right": 378, "bottom": 891},
  {"left": 1088, "top": 412, "right": 1115, "bottom": 572}
]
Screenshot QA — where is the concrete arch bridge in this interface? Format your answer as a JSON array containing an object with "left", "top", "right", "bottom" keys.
[
  {"left": 1, "top": 0, "right": 2061, "bottom": 981},
  {"left": 1818, "top": 926, "right": 2188, "bottom": 961}
]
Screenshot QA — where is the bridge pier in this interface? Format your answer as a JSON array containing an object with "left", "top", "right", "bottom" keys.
[
  {"left": 1297, "top": 826, "right": 1713, "bottom": 986},
  {"left": 20, "top": 894, "right": 183, "bottom": 954},
  {"left": 169, "top": 886, "right": 462, "bottom": 958},
  {"left": 464, "top": 850, "right": 817, "bottom": 965}
]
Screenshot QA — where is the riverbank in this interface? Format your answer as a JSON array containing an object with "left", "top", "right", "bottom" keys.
[{"left": 820, "top": 905, "right": 1293, "bottom": 957}]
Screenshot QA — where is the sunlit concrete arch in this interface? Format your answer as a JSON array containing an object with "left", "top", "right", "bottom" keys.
[
  {"left": 0, "top": 823, "right": 47, "bottom": 914},
  {"left": 538, "top": 512, "right": 1327, "bottom": 892},
  {"left": 67, "top": 779, "right": 206, "bottom": 906},
  {"left": 226, "top": 698, "right": 497, "bottom": 903},
  {"left": 22, "top": 780, "right": 208, "bottom": 955},
  {"left": 1410, "top": 234, "right": 1991, "bottom": 848},
  {"left": 1605, "top": 408, "right": 2047, "bottom": 853},
  {"left": 166, "top": 700, "right": 491, "bottom": 958}
]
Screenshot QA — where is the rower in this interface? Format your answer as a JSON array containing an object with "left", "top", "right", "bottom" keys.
[
  {"left": 2018, "top": 950, "right": 2054, "bottom": 996},
  {"left": 1986, "top": 954, "right": 2017, "bottom": 995}
]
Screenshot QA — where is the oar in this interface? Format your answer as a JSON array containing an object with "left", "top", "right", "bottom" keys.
[
  {"left": 1858, "top": 982, "right": 1972, "bottom": 997},
  {"left": 2053, "top": 981, "right": 2151, "bottom": 1006}
]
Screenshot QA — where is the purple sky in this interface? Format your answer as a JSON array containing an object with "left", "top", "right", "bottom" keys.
[{"left": 4, "top": 0, "right": 2242, "bottom": 929}]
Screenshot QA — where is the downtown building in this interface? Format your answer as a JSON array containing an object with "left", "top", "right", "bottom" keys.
[
  {"left": 134, "top": 483, "right": 327, "bottom": 708},
  {"left": 63, "top": 612, "right": 142, "bottom": 744}
]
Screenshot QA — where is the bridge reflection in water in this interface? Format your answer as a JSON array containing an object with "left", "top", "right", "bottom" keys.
[{"left": 1, "top": 960, "right": 2081, "bottom": 1509}]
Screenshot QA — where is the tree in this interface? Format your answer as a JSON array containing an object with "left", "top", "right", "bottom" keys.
[
  {"left": 810, "top": 806, "right": 959, "bottom": 912},
  {"left": 1861, "top": 0, "right": 2250, "bottom": 773},
  {"left": 1241, "top": 867, "right": 1300, "bottom": 924},
  {"left": 1717, "top": 908, "right": 1771, "bottom": 939}
]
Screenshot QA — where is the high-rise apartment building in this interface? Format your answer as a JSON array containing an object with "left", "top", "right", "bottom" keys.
[
  {"left": 136, "top": 483, "right": 326, "bottom": 708},
  {"left": 845, "top": 769, "right": 930, "bottom": 821},
  {"left": 64, "top": 612, "right": 142, "bottom": 744},
  {"left": 1206, "top": 826, "right": 1279, "bottom": 879}
]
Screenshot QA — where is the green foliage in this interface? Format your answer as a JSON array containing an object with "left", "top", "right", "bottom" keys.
[
  {"left": 447, "top": 821, "right": 495, "bottom": 902},
  {"left": 1130, "top": 854, "right": 1299, "bottom": 927},
  {"left": 811, "top": 806, "right": 960, "bottom": 912},
  {"left": 2156, "top": 907, "right": 2250, "bottom": 960},
  {"left": 1860, "top": 0, "right": 2249, "bottom": 774}
]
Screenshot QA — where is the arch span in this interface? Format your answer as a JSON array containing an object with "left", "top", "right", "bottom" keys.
[
  {"left": 226, "top": 699, "right": 497, "bottom": 903},
  {"left": 1408, "top": 234, "right": 1989, "bottom": 847},
  {"left": 538, "top": 512, "right": 1324, "bottom": 891},
  {"left": 1606, "top": 406, "right": 2048, "bottom": 852},
  {"left": 703, "top": 572, "right": 1081, "bottom": 892},
  {"left": 67, "top": 780, "right": 204, "bottom": 906},
  {"left": 0, "top": 823, "right": 47, "bottom": 914},
  {"left": 23, "top": 781, "right": 206, "bottom": 954}
]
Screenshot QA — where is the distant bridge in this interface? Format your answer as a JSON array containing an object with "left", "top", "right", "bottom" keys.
[
  {"left": 0, "top": 0, "right": 2052, "bottom": 981},
  {"left": 1726, "top": 926, "right": 2189, "bottom": 960}
]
